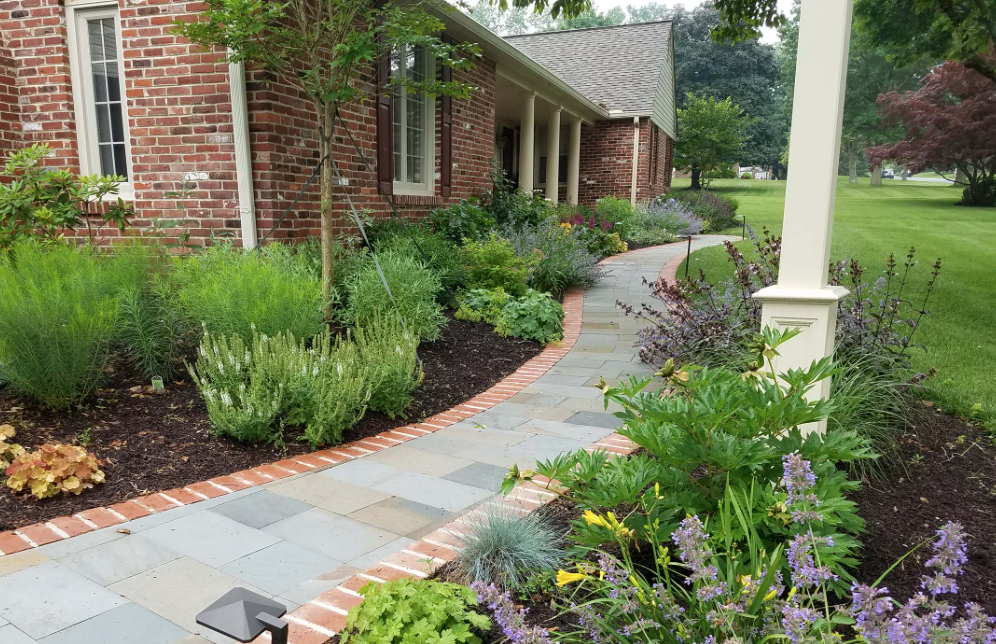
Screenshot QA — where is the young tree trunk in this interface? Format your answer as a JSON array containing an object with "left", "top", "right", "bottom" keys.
[
  {"left": 848, "top": 151, "right": 858, "bottom": 184},
  {"left": 870, "top": 164, "right": 883, "bottom": 186},
  {"left": 318, "top": 102, "right": 337, "bottom": 318},
  {"left": 690, "top": 166, "right": 702, "bottom": 190}
]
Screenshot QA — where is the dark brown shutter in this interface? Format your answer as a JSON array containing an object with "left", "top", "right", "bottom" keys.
[
  {"left": 376, "top": 39, "right": 393, "bottom": 195},
  {"left": 440, "top": 35, "right": 453, "bottom": 197}
]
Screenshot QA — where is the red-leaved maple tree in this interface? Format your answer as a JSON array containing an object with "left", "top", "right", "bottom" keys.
[{"left": 869, "top": 60, "right": 996, "bottom": 206}]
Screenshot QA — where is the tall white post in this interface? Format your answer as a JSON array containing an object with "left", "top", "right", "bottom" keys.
[
  {"left": 566, "top": 116, "right": 581, "bottom": 205},
  {"left": 519, "top": 92, "right": 536, "bottom": 195},
  {"left": 629, "top": 117, "right": 640, "bottom": 205},
  {"left": 545, "top": 107, "right": 562, "bottom": 203},
  {"left": 229, "top": 56, "right": 257, "bottom": 249},
  {"left": 752, "top": 0, "right": 854, "bottom": 432}
]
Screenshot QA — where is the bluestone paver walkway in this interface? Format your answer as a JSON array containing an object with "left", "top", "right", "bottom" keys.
[{"left": 0, "top": 236, "right": 734, "bottom": 643}]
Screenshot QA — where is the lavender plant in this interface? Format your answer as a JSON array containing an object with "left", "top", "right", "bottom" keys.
[
  {"left": 627, "top": 198, "right": 704, "bottom": 245},
  {"left": 473, "top": 581, "right": 553, "bottom": 644},
  {"left": 502, "top": 219, "right": 603, "bottom": 299}
]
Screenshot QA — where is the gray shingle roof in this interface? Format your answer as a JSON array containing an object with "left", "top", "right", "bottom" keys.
[{"left": 505, "top": 21, "right": 672, "bottom": 115}]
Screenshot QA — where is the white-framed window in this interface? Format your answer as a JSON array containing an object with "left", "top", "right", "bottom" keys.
[
  {"left": 392, "top": 45, "right": 435, "bottom": 196},
  {"left": 67, "top": 3, "right": 133, "bottom": 194}
]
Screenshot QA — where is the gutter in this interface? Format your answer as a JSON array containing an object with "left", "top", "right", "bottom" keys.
[{"left": 228, "top": 55, "right": 257, "bottom": 250}]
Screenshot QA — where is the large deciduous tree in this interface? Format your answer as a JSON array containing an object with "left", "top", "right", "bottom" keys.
[
  {"left": 869, "top": 61, "right": 996, "bottom": 206},
  {"left": 669, "top": 5, "right": 784, "bottom": 174},
  {"left": 674, "top": 94, "right": 753, "bottom": 190}
]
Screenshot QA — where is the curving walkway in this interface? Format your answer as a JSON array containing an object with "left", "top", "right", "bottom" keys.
[{"left": 0, "top": 236, "right": 735, "bottom": 644}]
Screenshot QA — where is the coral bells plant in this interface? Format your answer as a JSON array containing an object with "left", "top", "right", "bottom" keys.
[
  {"left": 0, "top": 424, "right": 25, "bottom": 470},
  {"left": 6, "top": 443, "right": 105, "bottom": 499}
]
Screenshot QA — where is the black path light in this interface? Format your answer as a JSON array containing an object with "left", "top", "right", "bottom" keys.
[
  {"left": 684, "top": 235, "right": 693, "bottom": 279},
  {"left": 196, "top": 588, "right": 289, "bottom": 644}
]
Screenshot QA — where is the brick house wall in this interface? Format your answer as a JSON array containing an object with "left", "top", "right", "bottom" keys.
[
  {"left": 577, "top": 117, "right": 673, "bottom": 207},
  {"left": 0, "top": 0, "right": 496, "bottom": 247}
]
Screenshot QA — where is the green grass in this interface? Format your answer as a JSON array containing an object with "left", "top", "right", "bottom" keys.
[{"left": 674, "top": 177, "right": 996, "bottom": 430}]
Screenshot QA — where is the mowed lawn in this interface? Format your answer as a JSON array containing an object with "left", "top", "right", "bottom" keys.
[{"left": 675, "top": 177, "right": 996, "bottom": 430}]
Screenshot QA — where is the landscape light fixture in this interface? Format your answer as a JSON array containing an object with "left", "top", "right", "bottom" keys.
[
  {"left": 684, "top": 235, "right": 693, "bottom": 279},
  {"left": 196, "top": 588, "right": 289, "bottom": 644}
]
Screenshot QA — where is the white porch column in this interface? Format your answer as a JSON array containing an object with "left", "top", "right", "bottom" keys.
[
  {"left": 752, "top": 0, "right": 853, "bottom": 432},
  {"left": 629, "top": 117, "right": 640, "bottom": 205},
  {"left": 519, "top": 92, "right": 536, "bottom": 194},
  {"left": 545, "top": 107, "right": 562, "bottom": 203},
  {"left": 566, "top": 116, "right": 581, "bottom": 205}
]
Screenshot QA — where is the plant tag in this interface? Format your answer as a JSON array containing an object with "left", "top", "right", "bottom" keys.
[{"left": 151, "top": 377, "right": 165, "bottom": 393}]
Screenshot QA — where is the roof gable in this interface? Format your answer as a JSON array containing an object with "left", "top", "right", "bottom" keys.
[{"left": 505, "top": 21, "right": 674, "bottom": 123}]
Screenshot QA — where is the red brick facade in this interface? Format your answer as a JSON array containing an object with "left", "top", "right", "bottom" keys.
[
  {"left": 1, "top": 0, "right": 670, "bottom": 244},
  {"left": 578, "top": 117, "right": 673, "bottom": 206}
]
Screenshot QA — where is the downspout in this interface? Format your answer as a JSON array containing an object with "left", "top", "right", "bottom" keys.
[
  {"left": 630, "top": 116, "right": 640, "bottom": 205},
  {"left": 229, "top": 54, "right": 257, "bottom": 250}
]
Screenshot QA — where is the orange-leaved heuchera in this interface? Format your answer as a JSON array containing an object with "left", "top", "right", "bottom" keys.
[{"left": 5, "top": 442, "right": 105, "bottom": 499}]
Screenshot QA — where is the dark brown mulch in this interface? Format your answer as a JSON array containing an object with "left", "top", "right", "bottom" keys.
[
  {"left": 852, "top": 405, "right": 996, "bottom": 613},
  {"left": 0, "top": 314, "right": 543, "bottom": 531}
]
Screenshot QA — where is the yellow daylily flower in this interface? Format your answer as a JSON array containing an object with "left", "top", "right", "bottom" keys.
[
  {"left": 763, "top": 588, "right": 779, "bottom": 602},
  {"left": 556, "top": 570, "right": 588, "bottom": 587},
  {"left": 583, "top": 510, "right": 607, "bottom": 528}
]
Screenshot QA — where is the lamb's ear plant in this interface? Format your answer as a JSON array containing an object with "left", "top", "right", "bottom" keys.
[{"left": 454, "top": 502, "right": 564, "bottom": 590}]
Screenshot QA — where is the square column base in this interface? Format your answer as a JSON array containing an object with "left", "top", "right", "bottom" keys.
[{"left": 753, "top": 285, "right": 849, "bottom": 434}]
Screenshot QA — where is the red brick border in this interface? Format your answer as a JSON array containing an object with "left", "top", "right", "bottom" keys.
[{"left": 0, "top": 241, "right": 683, "bottom": 559}]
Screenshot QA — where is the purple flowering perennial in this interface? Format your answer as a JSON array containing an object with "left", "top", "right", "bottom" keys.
[
  {"left": 782, "top": 453, "right": 822, "bottom": 523},
  {"left": 472, "top": 581, "right": 552, "bottom": 644},
  {"left": 921, "top": 521, "right": 968, "bottom": 597},
  {"left": 673, "top": 516, "right": 728, "bottom": 601}
]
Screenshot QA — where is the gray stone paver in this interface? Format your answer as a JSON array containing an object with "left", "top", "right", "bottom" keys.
[{"left": 0, "top": 237, "right": 735, "bottom": 643}]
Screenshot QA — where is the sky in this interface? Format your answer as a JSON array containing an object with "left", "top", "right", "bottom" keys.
[{"left": 589, "top": 0, "right": 796, "bottom": 43}]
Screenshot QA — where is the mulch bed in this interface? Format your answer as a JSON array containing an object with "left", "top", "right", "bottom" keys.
[
  {"left": 852, "top": 405, "right": 996, "bottom": 613},
  {"left": 0, "top": 314, "right": 543, "bottom": 531}
]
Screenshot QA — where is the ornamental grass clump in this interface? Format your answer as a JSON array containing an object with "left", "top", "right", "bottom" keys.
[
  {"left": 0, "top": 242, "right": 119, "bottom": 409},
  {"left": 353, "top": 314, "right": 422, "bottom": 419},
  {"left": 502, "top": 220, "right": 603, "bottom": 299},
  {"left": 176, "top": 242, "right": 325, "bottom": 341},
  {"left": 454, "top": 503, "right": 564, "bottom": 589}
]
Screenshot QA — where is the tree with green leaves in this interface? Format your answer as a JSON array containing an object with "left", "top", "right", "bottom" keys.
[
  {"left": 546, "top": 7, "right": 625, "bottom": 31},
  {"left": 176, "top": 1, "right": 484, "bottom": 309},
  {"left": 668, "top": 5, "right": 784, "bottom": 174},
  {"left": 674, "top": 94, "right": 753, "bottom": 190},
  {"left": 712, "top": 0, "right": 996, "bottom": 86}
]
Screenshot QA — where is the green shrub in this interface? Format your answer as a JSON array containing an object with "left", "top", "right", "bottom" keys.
[
  {"left": 117, "top": 280, "right": 188, "bottom": 381},
  {"left": 354, "top": 315, "right": 423, "bottom": 419},
  {"left": 0, "top": 144, "right": 132, "bottom": 250},
  {"left": 370, "top": 222, "right": 465, "bottom": 295},
  {"left": 454, "top": 288, "right": 510, "bottom": 326},
  {"left": 454, "top": 503, "right": 563, "bottom": 589},
  {"left": 459, "top": 233, "right": 537, "bottom": 296},
  {"left": 340, "top": 579, "right": 490, "bottom": 644},
  {"left": 482, "top": 170, "right": 549, "bottom": 230},
  {"left": 595, "top": 196, "right": 636, "bottom": 238},
  {"left": 344, "top": 252, "right": 446, "bottom": 341},
  {"left": 429, "top": 199, "right": 495, "bottom": 245},
  {"left": 504, "top": 328, "right": 874, "bottom": 591},
  {"left": 176, "top": 242, "right": 325, "bottom": 341},
  {"left": 187, "top": 328, "right": 370, "bottom": 447},
  {"left": 0, "top": 242, "right": 118, "bottom": 409},
  {"left": 496, "top": 289, "right": 564, "bottom": 344}
]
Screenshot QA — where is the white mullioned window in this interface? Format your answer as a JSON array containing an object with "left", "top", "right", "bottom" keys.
[
  {"left": 392, "top": 44, "right": 435, "bottom": 195},
  {"left": 68, "top": 2, "right": 133, "bottom": 192}
]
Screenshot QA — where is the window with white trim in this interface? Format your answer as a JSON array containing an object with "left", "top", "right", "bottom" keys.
[
  {"left": 70, "top": 5, "right": 132, "bottom": 184},
  {"left": 391, "top": 45, "right": 435, "bottom": 195}
]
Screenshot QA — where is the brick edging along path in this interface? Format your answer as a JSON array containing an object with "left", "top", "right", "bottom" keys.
[{"left": 0, "top": 240, "right": 688, "bottom": 558}]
